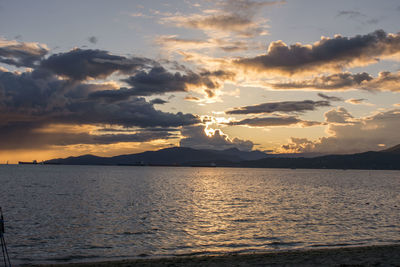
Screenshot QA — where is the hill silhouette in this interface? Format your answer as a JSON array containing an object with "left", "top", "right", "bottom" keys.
[
  {"left": 44, "top": 144, "right": 400, "bottom": 170},
  {"left": 44, "top": 147, "right": 267, "bottom": 166}
]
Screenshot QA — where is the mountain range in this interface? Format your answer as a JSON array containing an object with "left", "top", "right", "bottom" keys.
[
  {"left": 43, "top": 145, "right": 400, "bottom": 170},
  {"left": 44, "top": 147, "right": 267, "bottom": 166}
]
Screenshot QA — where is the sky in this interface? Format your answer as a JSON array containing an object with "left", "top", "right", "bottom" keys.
[{"left": 0, "top": 0, "right": 400, "bottom": 163}]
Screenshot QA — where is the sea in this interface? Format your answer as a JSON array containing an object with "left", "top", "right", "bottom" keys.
[{"left": 0, "top": 165, "right": 399, "bottom": 265}]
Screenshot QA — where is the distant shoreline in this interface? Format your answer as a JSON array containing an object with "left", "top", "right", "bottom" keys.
[
  {"left": 40, "top": 146, "right": 400, "bottom": 171},
  {"left": 6, "top": 162, "right": 400, "bottom": 171},
  {"left": 24, "top": 244, "right": 400, "bottom": 267}
]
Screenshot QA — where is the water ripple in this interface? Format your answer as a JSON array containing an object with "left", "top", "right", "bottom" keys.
[{"left": 0, "top": 166, "right": 399, "bottom": 265}]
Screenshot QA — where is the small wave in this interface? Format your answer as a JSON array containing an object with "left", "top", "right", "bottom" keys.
[
  {"left": 254, "top": 236, "right": 281, "bottom": 241},
  {"left": 310, "top": 242, "right": 365, "bottom": 248},
  {"left": 83, "top": 245, "right": 113, "bottom": 250},
  {"left": 45, "top": 254, "right": 100, "bottom": 262},
  {"left": 120, "top": 231, "right": 154, "bottom": 235},
  {"left": 173, "top": 250, "right": 218, "bottom": 257},
  {"left": 232, "top": 218, "right": 256, "bottom": 223},
  {"left": 269, "top": 241, "right": 303, "bottom": 247},
  {"left": 11, "top": 243, "right": 31, "bottom": 248}
]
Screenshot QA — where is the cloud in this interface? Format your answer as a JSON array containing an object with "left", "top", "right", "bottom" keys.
[
  {"left": 88, "top": 36, "right": 98, "bottom": 44},
  {"left": 324, "top": 107, "right": 354, "bottom": 123},
  {"left": 0, "top": 38, "right": 48, "bottom": 67},
  {"left": 226, "top": 100, "right": 330, "bottom": 115},
  {"left": 345, "top": 98, "right": 373, "bottom": 106},
  {"left": 41, "top": 48, "right": 156, "bottom": 80},
  {"left": 357, "top": 71, "right": 400, "bottom": 92},
  {"left": 0, "top": 122, "right": 177, "bottom": 150},
  {"left": 0, "top": 67, "right": 201, "bottom": 150},
  {"left": 185, "top": 96, "right": 200, "bottom": 101},
  {"left": 270, "top": 72, "right": 373, "bottom": 90},
  {"left": 318, "top": 93, "right": 343, "bottom": 101},
  {"left": 336, "top": 10, "right": 379, "bottom": 25},
  {"left": 235, "top": 30, "right": 400, "bottom": 75},
  {"left": 161, "top": 0, "right": 283, "bottom": 38},
  {"left": 228, "top": 116, "right": 321, "bottom": 127},
  {"left": 280, "top": 108, "right": 400, "bottom": 154},
  {"left": 150, "top": 98, "right": 168, "bottom": 105},
  {"left": 155, "top": 35, "right": 213, "bottom": 50},
  {"left": 0, "top": 69, "right": 199, "bottom": 128},
  {"left": 269, "top": 71, "right": 400, "bottom": 92},
  {"left": 179, "top": 125, "right": 254, "bottom": 151},
  {"left": 121, "top": 66, "right": 234, "bottom": 97},
  {"left": 170, "top": 14, "right": 264, "bottom": 38},
  {"left": 57, "top": 97, "right": 201, "bottom": 128},
  {"left": 155, "top": 35, "right": 252, "bottom": 52},
  {"left": 0, "top": 68, "right": 69, "bottom": 115},
  {"left": 336, "top": 10, "right": 365, "bottom": 19}
]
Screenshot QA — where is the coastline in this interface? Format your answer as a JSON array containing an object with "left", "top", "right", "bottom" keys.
[{"left": 24, "top": 244, "right": 400, "bottom": 267}]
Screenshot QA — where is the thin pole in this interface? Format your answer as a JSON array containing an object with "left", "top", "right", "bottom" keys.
[
  {"left": 1, "top": 234, "right": 7, "bottom": 266},
  {"left": 0, "top": 207, "right": 11, "bottom": 267}
]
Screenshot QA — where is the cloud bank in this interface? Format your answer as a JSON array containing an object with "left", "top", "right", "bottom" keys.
[
  {"left": 269, "top": 71, "right": 400, "bottom": 92},
  {"left": 236, "top": 30, "right": 400, "bottom": 75},
  {"left": 226, "top": 100, "right": 330, "bottom": 115},
  {"left": 229, "top": 116, "right": 321, "bottom": 127}
]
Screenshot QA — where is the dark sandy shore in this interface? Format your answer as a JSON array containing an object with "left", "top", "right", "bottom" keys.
[{"left": 25, "top": 244, "right": 400, "bottom": 267}]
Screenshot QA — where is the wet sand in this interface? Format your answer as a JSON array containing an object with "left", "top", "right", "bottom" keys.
[{"left": 24, "top": 244, "right": 400, "bottom": 267}]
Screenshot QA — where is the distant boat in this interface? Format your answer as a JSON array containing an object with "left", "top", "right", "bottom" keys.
[{"left": 18, "top": 160, "right": 38, "bottom": 165}]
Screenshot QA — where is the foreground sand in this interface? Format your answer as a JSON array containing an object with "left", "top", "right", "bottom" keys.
[{"left": 26, "top": 244, "right": 400, "bottom": 267}]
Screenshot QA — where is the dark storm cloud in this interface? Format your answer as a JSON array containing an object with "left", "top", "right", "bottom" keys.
[
  {"left": 0, "top": 68, "right": 199, "bottom": 128},
  {"left": 228, "top": 116, "right": 321, "bottom": 127},
  {"left": 0, "top": 39, "right": 48, "bottom": 67},
  {"left": 0, "top": 68, "right": 68, "bottom": 114},
  {"left": 0, "top": 67, "right": 201, "bottom": 149},
  {"left": 0, "top": 68, "right": 119, "bottom": 115},
  {"left": 88, "top": 88, "right": 133, "bottom": 102},
  {"left": 57, "top": 96, "right": 200, "bottom": 128},
  {"left": 122, "top": 66, "right": 234, "bottom": 97},
  {"left": 236, "top": 30, "right": 400, "bottom": 75},
  {"left": 41, "top": 48, "right": 156, "bottom": 80},
  {"left": 318, "top": 93, "right": 343, "bottom": 101},
  {"left": 226, "top": 100, "right": 330, "bottom": 115}
]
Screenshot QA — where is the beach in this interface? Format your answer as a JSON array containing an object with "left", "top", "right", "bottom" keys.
[{"left": 25, "top": 244, "right": 400, "bottom": 266}]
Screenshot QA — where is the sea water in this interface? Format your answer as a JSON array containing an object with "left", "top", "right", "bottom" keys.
[{"left": 0, "top": 165, "right": 399, "bottom": 264}]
